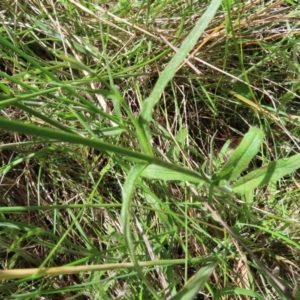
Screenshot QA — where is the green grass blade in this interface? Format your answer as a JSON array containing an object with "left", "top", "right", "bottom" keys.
[
  {"left": 214, "top": 287, "right": 264, "bottom": 300},
  {"left": 233, "top": 153, "right": 300, "bottom": 194},
  {"left": 218, "top": 127, "right": 264, "bottom": 182},
  {"left": 139, "top": 0, "right": 222, "bottom": 123},
  {"left": 141, "top": 164, "right": 205, "bottom": 183},
  {"left": 0, "top": 118, "right": 209, "bottom": 183},
  {"left": 170, "top": 260, "right": 218, "bottom": 300},
  {"left": 121, "top": 164, "right": 160, "bottom": 300},
  {"left": 16, "top": 103, "right": 76, "bottom": 134}
]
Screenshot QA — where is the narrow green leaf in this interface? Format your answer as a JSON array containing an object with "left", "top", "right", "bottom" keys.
[
  {"left": 215, "top": 287, "right": 263, "bottom": 300},
  {"left": 121, "top": 165, "right": 146, "bottom": 245},
  {"left": 121, "top": 164, "right": 160, "bottom": 300},
  {"left": 214, "top": 139, "right": 233, "bottom": 169},
  {"left": 121, "top": 164, "right": 147, "bottom": 260},
  {"left": 141, "top": 164, "right": 204, "bottom": 183},
  {"left": 233, "top": 154, "right": 300, "bottom": 194},
  {"left": 93, "top": 127, "right": 125, "bottom": 136},
  {"left": 0, "top": 83, "right": 11, "bottom": 95},
  {"left": 218, "top": 127, "right": 264, "bottom": 182},
  {"left": 17, "top": 103, "right": 76, "bottom": 134},
  {"left": 139, "top": 0, "right": 222, "bottom": 123},
  {"left": 170, "top": 260, "right": 218, "bottom": 300},
  {"left": 0, "top": 118, "right": 209, "bottom": 183}
]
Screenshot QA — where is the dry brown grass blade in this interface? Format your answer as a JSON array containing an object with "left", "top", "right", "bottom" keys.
[{"left": 232, "top": 239, "right": 251, "bottom": 292}]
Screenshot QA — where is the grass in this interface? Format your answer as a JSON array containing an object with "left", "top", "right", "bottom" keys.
[{"left": 0, "top": 0, "right": 300, "bottom": 299}]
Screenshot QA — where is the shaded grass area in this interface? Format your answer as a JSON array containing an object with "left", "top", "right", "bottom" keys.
[{"left": 0, "top": 0, "right": 300, "bottom": 299}]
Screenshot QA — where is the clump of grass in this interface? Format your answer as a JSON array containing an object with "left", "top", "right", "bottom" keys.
[{"left": 0, "top": 0, "right": 300, "bottom": 299}]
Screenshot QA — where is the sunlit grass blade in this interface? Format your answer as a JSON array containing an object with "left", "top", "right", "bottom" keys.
[
  {"left": 141, "top": 164, "right": 205, "bottom": 183},
  {"left": 233, "top": 153, "right": 300, "bottom": 194},
  {"left": 218, "top": 127, "right": 264, "bottom": 182},
  {"left": 170, "top": 260, "right": 218, "bottom": 300},
  {"left": 0, "top": 118, "right": 209, "bottom": 183},
  {"left": 214, "top": 287, "right": 264, "bottom": 300},
  {"left": 139, "top": 0, "right": 222, "bottom": 123}
]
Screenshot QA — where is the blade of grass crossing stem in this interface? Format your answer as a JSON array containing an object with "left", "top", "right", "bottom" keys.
[
  {"left": 0, "top": 71, "right": 76, "bottom": 134},
  {"left": 170, "top": 260, "right": 218, "bottom": 300},
  {"left": 218, "top": 127, "right": 264, "bottom": 182},
  {"left": 0, "top": 118, "right": 210, "bottom": 184},
  {"left": 17, "top": 103, "right": 76, "bottom": 134},
  {"left": 121, "top": 164, "right": 160, "bottom": 300},
  {"left": 139, "top": 0, "right": 222, "bottom": 123}
]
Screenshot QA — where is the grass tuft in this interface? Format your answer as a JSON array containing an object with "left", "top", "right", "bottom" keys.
[{"left": 0, "top": 0, "right": 300, "bottom": 299}]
